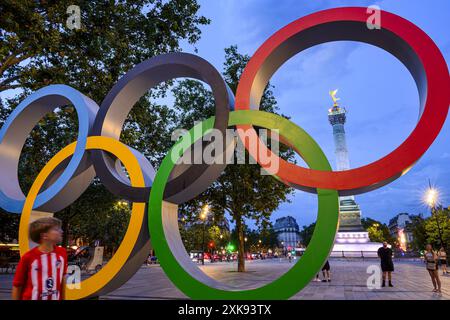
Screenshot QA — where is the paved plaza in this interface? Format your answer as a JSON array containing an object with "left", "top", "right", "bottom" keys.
[{"left": 1, "top": 258, "right": 448, "bottom": 300}]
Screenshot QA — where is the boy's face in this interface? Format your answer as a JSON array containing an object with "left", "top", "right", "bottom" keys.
[{"left": 42, "top": 226, "right": 63, "bottom": 244}]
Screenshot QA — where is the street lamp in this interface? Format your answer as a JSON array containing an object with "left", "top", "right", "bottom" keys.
[
  {"left": 200, "top": 204, "right": 209, "bottom": 265},
  {"left": 424, "top": 188, "right": 438, "bottom": 208},
  {"left": 424, "top": 180, "right": 444, "bottom": 247}
]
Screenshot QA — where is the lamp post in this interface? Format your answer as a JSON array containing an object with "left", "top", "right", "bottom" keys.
[
  {"left": 424, "top": 180, "right": 444, "bottom": 247},
  {"left": 200, "top": 204, "right": 209, "bottom": 265}
]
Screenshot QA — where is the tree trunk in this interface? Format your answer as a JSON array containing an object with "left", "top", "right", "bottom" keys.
[
  {"left": 236, "top": 215, "right": 245, "bottom": 272},
  {"left": 62, "top": 218, "right": 70, "bottom": 248},
  {"left": 61, "top": 205, "right": 76, "bottom": 248}
]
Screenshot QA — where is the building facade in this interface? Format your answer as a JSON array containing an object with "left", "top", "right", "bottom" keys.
[
  {"left": 273, "top": 216, "right": 301, "bottom": 250},
  {"left": 389, "top": 213, "right": 414, "bottom": 250}
]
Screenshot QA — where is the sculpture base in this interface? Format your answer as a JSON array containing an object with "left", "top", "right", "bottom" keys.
[{"left": 330, "top": 231, "right": 382, "bottom": 258}]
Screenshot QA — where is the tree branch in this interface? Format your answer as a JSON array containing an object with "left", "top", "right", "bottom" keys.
[
  {"left": 0, "top": 83, "right": 26, "bottom": 92},
  {"left": 0, "top": 51, "right": 34, "bottom": 77},
  {"left": 0, "top": 74, "right": 21, "bottom": 87}
]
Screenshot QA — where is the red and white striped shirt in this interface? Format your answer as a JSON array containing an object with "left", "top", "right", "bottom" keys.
[{"left": 13, "top": 246, "right": 68, "bottom": 300}]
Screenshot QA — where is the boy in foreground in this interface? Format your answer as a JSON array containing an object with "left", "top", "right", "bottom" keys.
[{"left": 12, "top": 217, "right": 68, "bottom": 300}]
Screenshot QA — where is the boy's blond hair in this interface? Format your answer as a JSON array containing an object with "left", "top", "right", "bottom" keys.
[{"left": 29, "top": 217, "right": 62, "bottom": 243}]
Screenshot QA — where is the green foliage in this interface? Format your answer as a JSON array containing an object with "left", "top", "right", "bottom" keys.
[
  {"left": 409, "top": 214, "right": 427, "bottom": 252},
  {"left": 299, "top": 222, "right": 315, "bottom": 247},
  {"left": 179, "top": 219, "right": 230, "bottom": 253},
  {"left": 0, "top": 209, "right": 19, "bottom": 243},
  {"left": 0, "top": 0, "right": 209, "bottom": 248},
  {"left": 1, "top": 0, "right": 210, "bottom": 172},
  {"left": 0, "top": 0, "right": 210, "bottom": 97},
  {"left": 381, "top": 209, "right": 450, "bottom": 254},
  {"left": 230, "top": 225, "right": 279, "bottom": 253},
  {"left": 424, "top": 207, "right": 450, "bottom": 251},
  {"left": 54, "top": 184, "right": 131, "bottom": 254},
  {"left": 394, "top": 209, "right": 450, "bottom": 253},
  {"left": 361, "top": 217, "right": 394, "bottom": 244},
  {"left": 366, "top": 224, "right": 384, "bottom": 243}
]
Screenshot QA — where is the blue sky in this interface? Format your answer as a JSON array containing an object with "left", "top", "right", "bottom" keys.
[{"left": 178, "top": 0, "right": 450, "bottom": 227}]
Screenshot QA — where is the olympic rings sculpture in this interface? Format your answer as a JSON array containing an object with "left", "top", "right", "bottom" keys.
[{"left": 0, "top": 7, "right": 448, "bottom": 300}]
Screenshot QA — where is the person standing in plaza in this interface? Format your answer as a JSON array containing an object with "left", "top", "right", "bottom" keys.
[
  {"left": 377, "top": 242, "right": 394, "bottom": 287},
  {"left": 424, "top": 244, "right": 441, "bottom": 293},
  {"left": 321, "top": 260, "right": 331, "bottom": 282},
  {"left": 438, "top": 247, "right": 448, "bottom": 275}
]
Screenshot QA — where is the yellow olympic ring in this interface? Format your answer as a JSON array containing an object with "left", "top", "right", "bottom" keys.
[{"left": 19, "top": 136, "right": 146, "bottom": 300}]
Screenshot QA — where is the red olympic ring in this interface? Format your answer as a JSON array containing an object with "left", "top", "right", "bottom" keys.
[{"left": 235, "top": 7, "right": 450, "bottom": 196}]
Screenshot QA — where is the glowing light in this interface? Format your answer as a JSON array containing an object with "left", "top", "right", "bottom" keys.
[
  {"left": 423, "top": 187, "right": 439, "bottom": 208},
  {"left": 200, "top": 203, "right": 209, "bottom": 220},
  {"left": 398, "top": 228, "right": 407, "bottom": 251},
  {"left": 117, "top": 200, "right": 128, "bottom": 206},
  {"left": 226, "top": 243, "right": 235, "bottom": 252}
]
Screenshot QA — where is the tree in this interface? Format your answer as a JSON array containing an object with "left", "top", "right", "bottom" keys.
[
  {"left": 229, "top": 225, "right": 277, "bottom": 254},
  {"left": 176, "top": 46, "right": 295, "bottom": 272},
  {"left": 259, "top": 226, "right": 279, "bottom": 250},
  {"left": 179, "top": 216, "right": 230, "bottom": 254},
  {"left": 0, "top": 1, "right": 209, "bottom": 97},
  {"left": 0, "top": 209, "right": 19, "bottom": 243},
  {"left": 409, "top": 214, "right": 427, "bottom": 253},
  {"left": 54, "top": 183, "right": 131, "bottom": 256},
  {"left": 425, "top": 206, "right": 450, "bottom": 251},
  {"left": 366, "top": 224, "right": 384, "bottom": 243},
  {"left": 361, "top": 217, "right": 394, "bottom": 244},
  {"left": 0, "top": 1, "right": 210, "bottom": 250},
  {"left": 1, "top": 0, "right": 210, "bottom": 172},
  {"left": 299, "top": 222, "right": 316, "bottom": 247}
]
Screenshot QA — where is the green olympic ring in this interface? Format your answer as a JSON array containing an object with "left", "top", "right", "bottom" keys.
[{"left": 148, "top": 110, "right": 339, "bottom": 299}]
